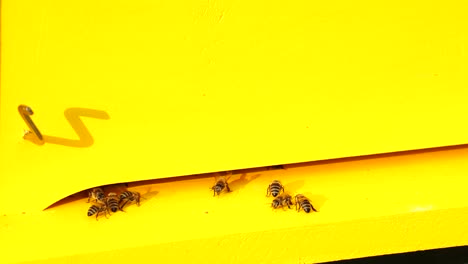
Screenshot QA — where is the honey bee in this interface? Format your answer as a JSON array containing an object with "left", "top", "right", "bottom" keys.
[
  {"left": 87, "top": 204, "right": 108, "bottom": 220},
  {"left": 271, "top": 193, "right": 293, "bottom": 209},
  {"left": 295, "top": 194, "right": 317, "bottom": 213},
  {"left": 211, "top": 175, "right": 231, "bottom": 196},
  {"left": 106, "top": 192, "right": 120, "bottom": 213},
  {"left": 119, "top": 191, "right": 141, "bottom": 210},
  {"left": 266, "top": 180, "right": 284, "bottom": 197},
  {"left": 87, "top": 187, "right": 105, "bottom": 204}
]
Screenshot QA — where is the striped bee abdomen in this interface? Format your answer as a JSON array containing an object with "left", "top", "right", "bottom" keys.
[
  {"left": 106, "top": 193, "right": 120, "bottom": 213},
  {"left": 267, "top": 180, "right": 284, "bottom": 197},
  {"left": 87, "top": 204, "right": 107, "bottom": 220},
  {"left": 119, "top": 191, "right": 133, "bottom": 201},
  {"left": 87, "top": 205, "right": 100, "bottom": 216},
  {"left": 119, "top": 191, "right": 141, "bottom": 210},
  {"left": 295, "top": 194, "right": 317, "bottom": 213}
]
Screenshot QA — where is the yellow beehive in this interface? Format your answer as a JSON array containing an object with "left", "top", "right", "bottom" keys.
[{"left": 1, "top": 1, "right": 468, "bottom": 263}]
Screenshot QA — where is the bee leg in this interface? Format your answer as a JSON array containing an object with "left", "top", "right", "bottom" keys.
[
  {"left": 311, "top": 204, "right": 318, "bottom": 212},
  {"left": 281, "top": 186, "right": 285, "bottom": 194},
  {"left": 225, "top": 172, "right": 232, "bottom": 182},
  {"left": 294, "top": 196, "right": 300, "bottom": 211},
  {"left": 121, "top": 200, "right": 129, "bottom": 211},
  {"left": 101, "top": 210, "right": 108, "bottom": 219},
  {"left": 120, "top": 199, "right": 130, "bottom": 211},
  {"left": 226, "top": 183, "right": 231, "bottom": 192},
  {"left": 266, "top": 185, "right": 270, "bottom": 197},
  {"left": 119, "top": 201, "right": 126, "bottom": 211},
  {"left": 136, "top": 195, "right": 141, "bottom": 206}
]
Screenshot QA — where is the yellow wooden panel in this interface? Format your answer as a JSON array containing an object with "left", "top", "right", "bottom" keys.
[
  {"left": 1, "top": 147, "right": 468, "bottom": 264},
  {"left": 1, "top": 0, "right": 468, "bottom": 213}
]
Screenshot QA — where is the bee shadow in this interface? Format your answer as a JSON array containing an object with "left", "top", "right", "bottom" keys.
[
  {"left": 229, "top": 173, "right": 261, "bottom": 191},
  {"left": 141, "top": 190, "right": 159, "bottom": 205},
  {"left": 125, "top": 186, "right": 159, "bottom": 207},
  {"left": 283, "top": 180, "right": 305, "bottom": 194}
]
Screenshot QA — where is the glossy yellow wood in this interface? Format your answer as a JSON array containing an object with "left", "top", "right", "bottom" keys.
[
  {"left": 1, "top": 147, "right": 468, "bottom": 263},
  {"left": 2, "top": 0, "right": 468, "bottom": 213},
  {"left": 1, "top": 1, "right": 468, "bottom": 262}
]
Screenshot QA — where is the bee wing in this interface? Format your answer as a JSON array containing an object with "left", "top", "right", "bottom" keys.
[
  {"left": 225, "top": 171, "right": 233, "bottom": 181},
  {"left": 282, "top": 180, "right": 305, "bottom": 193},
  {"left": 277, "top": 191, "right": 293, "bottom": 199},
  {"left": 297, "top": 191, "right": 314, "bottom": 199},
  {"left": 142, "top": 188, "right": 157, "bottom": 200},
  {"left": 212, "top": 172, "right": 221, "bottom": 182}
]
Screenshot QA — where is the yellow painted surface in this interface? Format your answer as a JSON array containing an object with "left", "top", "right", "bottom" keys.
[
  {"left": 1, "top": 147, "right": 468, "bottom": 264},
  {"left": 1, "top": 0, "right": 468, "bottom": 213},
  {"left": 2, "top": 1, "right": 468, "bottom": 263}
]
